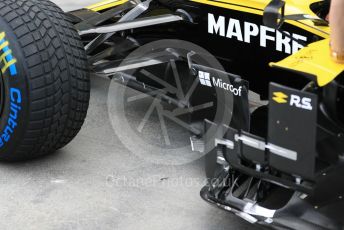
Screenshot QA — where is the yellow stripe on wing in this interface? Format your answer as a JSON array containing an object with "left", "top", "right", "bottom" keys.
[
  {"left": 191, "top": 0, "right": 263, "bottom": 15},
  {"left": 86, "top": 0, "right": 129, "bottom": 11}
]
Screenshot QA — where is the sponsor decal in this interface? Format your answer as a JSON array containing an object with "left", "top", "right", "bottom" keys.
[
  {"left": 208, "top": 13, "right": 307, "bottom": 54},
  {"left": 198, "top": 71, "right": 212, "bottom": 86},
  {"left": 0, "top": 32, "right": 22, "bottom": 149},
  {"left": 0, "top": 88, "right": 22, "bottom": 148},
  {"left": 0, "top": 32, "right": 17, "bottom": 76},
  {"left": 272, "top": 91, "right": 313, "bottom": 111},
  {"left": 272, "top": 92, "right": 288, "bottom": 103},
  {"left": 198, "top": 70, "right": 243, "bottom": 96}
]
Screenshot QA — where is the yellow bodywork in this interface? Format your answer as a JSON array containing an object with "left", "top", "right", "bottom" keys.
[
  {"left": 270, "top": 39, "right": 344, "bottom": 87},
  {"left": 86, "top": 0, "right": 128, "bottom": 11}
]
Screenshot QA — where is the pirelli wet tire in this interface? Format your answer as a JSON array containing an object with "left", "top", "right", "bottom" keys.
[{"left": 0, "top": 0, "right": 90, "bottom": 161}]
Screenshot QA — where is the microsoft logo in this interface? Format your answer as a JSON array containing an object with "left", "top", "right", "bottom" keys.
[
  {"left": 198, "top": 70, "right": 243, "bottom": 96},
  {"left": 198, "top": 71, "right": 212, "bottom": 87}
]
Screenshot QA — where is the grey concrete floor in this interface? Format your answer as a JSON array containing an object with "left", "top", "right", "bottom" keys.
[
  {"left": 0, "top": 76, "right": 254, "bottom": 230},
  {"left": 0, "top": 1, "right": 256, "bottom": 230}
]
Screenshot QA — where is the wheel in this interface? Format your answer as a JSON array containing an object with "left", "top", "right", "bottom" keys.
[{"left": 0, "top": 0, "right": 90, "bottom": 161}]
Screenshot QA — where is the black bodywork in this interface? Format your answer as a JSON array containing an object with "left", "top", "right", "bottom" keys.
[{"left": 68, "top": 0, "right": 344, "bottom": 229}]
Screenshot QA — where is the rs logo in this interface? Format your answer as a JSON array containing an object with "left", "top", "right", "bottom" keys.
[
  {"left": 272, "top": 91, "right": 313, "bottom": 111},
  {"left": 272, "top": 92, "right": 288, "bottom": 103},
  {"left": 290, "top": 95, "right": 313, "bottom": 111}
]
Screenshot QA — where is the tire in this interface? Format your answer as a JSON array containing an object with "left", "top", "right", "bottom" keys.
[{"left": 0, "top": 0, "right": 90, "bottom": 161}]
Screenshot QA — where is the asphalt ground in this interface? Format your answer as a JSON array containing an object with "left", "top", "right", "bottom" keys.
[{"left": 0, "top": 1, "right": 256, "bottom": 230}]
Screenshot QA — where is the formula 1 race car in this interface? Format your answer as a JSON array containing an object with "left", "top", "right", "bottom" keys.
[{"left": 0, "top": 0, "right": 342, "bottom": 229}]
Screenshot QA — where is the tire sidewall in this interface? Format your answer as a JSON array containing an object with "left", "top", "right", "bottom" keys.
[{"left": 0, "top": 17, "right": 30, "bottom": 157}]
